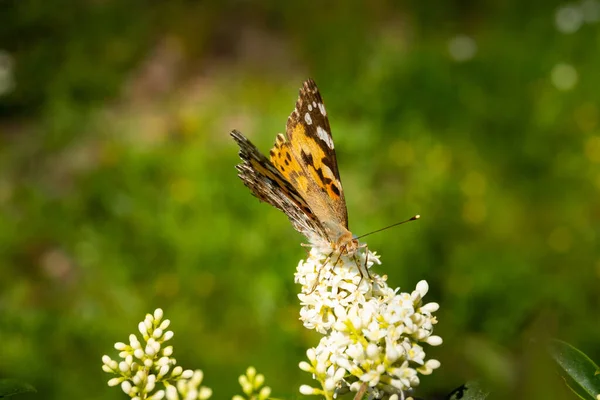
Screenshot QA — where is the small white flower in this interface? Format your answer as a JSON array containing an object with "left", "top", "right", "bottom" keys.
[
  {"left": 139, "top": 322, "right": 148, "bottom": 336},
  {"left": 199, "top": 387, "right": 213, "bottom": 399},
  {"left": 107, "top": 377, "right": 122, "bottom": 387},
  {"left": 426, "top": 336, "right": 443, "bottom": 346},
  {"left": 114, "top": 342, "right": 127, "bottom": 351},
  {"left": 299, "top": 384, "right": 319, "bottom": 395},
  {"left": 163, "top": 346, "right": 174, "bottom": 357},
  {"left": 149, "top": 390, "right": 166, "bottom": 399},
  {"left": 166, "top": 385, "right": 177, "bottom": 400},
  {"left": 299, "top": 361, "right": 312, "bottom": 372},
  {"left": 121, "top": 380, "right": 133, "bottom": 394},
  {"left": 160, "top": 319, "right": 171, "bottom": 330},
  {"left": 158, "top": 365, "right": 171, "bottom": 379},
  {"left": 258, "top": 386, "right": 271, "bottom": 399}
]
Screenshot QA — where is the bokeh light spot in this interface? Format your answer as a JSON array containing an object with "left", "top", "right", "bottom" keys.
[
  {"left": 0, "top": 50, "right": 14, "bottom": 96},
  {"left": 550, "top": 63, "right": 578, "bottom": 91},
  {"left": 581, "top": 0, "right": 600, "bottom": 22},
  {"left": 555, "top": 5, "right": 584, "bottom": 33},
  {"left": 448, "top": 35, "right": 477, "bottom": 62},
  {"left": 40, "top": 249, "right": 74, "bottom": 282}
]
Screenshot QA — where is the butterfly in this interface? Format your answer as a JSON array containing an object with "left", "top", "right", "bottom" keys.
[{"left": 231, "top": 79, "right": 359, "bottom": 256}]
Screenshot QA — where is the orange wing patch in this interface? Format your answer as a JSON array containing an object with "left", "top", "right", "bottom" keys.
[
  {"left": 269, "top": 133, "right": 310, "bottom": 193},
  {"left": 288, "top": 122, "right": 343, "bottom": 202}
]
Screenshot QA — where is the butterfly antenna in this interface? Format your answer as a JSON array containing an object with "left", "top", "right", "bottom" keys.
[{"left": 355, "top": 215, "right": 420, "bottom": 240}]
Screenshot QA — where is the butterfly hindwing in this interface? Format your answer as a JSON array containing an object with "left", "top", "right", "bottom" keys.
[{"left": 231, "top": 129, "right": 329, "bottom": 246}]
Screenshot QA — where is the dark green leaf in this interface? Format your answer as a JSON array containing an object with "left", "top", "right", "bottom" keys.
[
  {"left": 447, "top": 381, "right": 489, "bottom": 400},
  {"left": 0, "top": 379, "right": 36, "bottom": 398},
  {"left": 549, "top": 339, "right": 600, "bottom": 400}
]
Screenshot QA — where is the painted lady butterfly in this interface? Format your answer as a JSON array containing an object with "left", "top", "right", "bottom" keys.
[{"left": 231, "top": 79, "right": 359, "bottom": 255}]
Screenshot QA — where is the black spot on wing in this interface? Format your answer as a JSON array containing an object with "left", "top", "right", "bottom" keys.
[
  {"left": 330, "top": 184, "right": 340, "bottom": 196},
  {"left": 300, "top": 150, "right": 333, "bottom": 192},
  {"left": 314, "top": 167, "right": 332, "bottom": 187},
  {"left": 300, "top": 150, "right": 313, "bottom": 166}
]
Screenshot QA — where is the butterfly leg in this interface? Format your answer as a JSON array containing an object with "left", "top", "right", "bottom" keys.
[
  {"left": 353, "top": 243, "right": 372, "bottom": 289},
  {"left": 353, "top": 382, "right": 368, "bottom": 400},
  {"left": 354, "top": 253, "right": 367, "bottom": 289},
  {"left": 307, "top": 247, "right": 348, "bottom": 294},
  {"left": 363, "top": 243, "right": 372, "bottom": 281},
  {"left": 300, "top": 243, "right": 312, "bottom": 257},
  {"left": 307, "top": 251, "right": 334, "bottom": 294}
]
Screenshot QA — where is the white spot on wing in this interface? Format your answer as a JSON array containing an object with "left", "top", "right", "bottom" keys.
[
  {"left": 308, "top": 104, "right": 313, "bottom": 111},
  {"left": 321, "top": 164, "right": 336, "bottom": 181},
  {"left": 312, "top": 101, "right": 317, "bottom": 108},
  {"left": 317, "top": 126, "right": 334, "bottom": 149},
  {"left": 304, "top": 113, "right": 312, "bottom": 125},
  {"left": 318, "top": 103, "right": 327, "bottom": 116}
]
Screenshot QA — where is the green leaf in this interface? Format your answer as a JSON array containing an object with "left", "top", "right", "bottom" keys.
[
  {"left": 0, "top": 379, "right": 37, "bottom": 398},
  {"left": 447, "top": 381, "right": 489, "bottom": 400},
  {"left": 549, "top": 339, "right": 600, "bottom": 400}
]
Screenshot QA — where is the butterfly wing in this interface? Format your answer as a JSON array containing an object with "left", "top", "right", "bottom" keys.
[
  {"left": 231, "top": 129, "right": 329, "bottom": 247},
  {"left": 269, "top": 79, "right": 350, "bottom": 240}
]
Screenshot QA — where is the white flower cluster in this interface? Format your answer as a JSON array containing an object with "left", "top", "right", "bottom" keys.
[
  {"left": 232, "top": 367, "right": 272, "bottom": 400},
  {"left": 102, "top": 309, "right": 212, "bottom": 400},
  {"left": 295, "top": 247, "right": 442, "bottom": 399}
]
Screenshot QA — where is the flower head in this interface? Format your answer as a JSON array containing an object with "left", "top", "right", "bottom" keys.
[
  {"left": 232, "top": 366, "right": 272, "bottom": 400},
  {"left": 102, "top": 309, "right": 212, "bottom": 400},
  {"left": 296, "top": 246, "right": 442, "bottom": 399}
]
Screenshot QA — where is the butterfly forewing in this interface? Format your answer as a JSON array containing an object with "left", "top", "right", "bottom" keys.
[{"left": 274, "top": 80, "right": 349, "bottom": 231}]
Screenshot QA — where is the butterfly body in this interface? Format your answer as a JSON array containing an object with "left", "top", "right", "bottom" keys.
[{"left": 232, "top": 79, "right": 357, "bottom": 256}]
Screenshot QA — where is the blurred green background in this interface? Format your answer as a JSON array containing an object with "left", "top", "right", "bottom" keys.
[{"left": 1, "top": 1, "right": 599, "bottom": 399}]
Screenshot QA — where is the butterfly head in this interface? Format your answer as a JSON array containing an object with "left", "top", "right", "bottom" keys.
[
  {"left": 337, "top": 233, "right": 360, "bottom": 257},
  {"left": 323, "top": 222, "right": 359, "bottom": 257}
]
